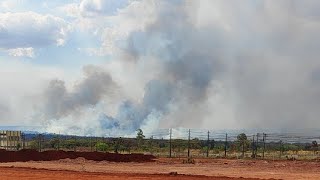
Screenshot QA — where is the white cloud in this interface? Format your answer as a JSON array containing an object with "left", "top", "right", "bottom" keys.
[
  {"left": 78, "top": 47, "right": 108, "bottom": 56},
  {"left": 7, "top": 47, "right": 35, "bottom": 58},
  {"left": 95, "top": 0, "right": 158, "bottom": 56},
  {"left": 63, "top": 0, "right": 157, "bottom": 56},
  {"left": 0, "top": 0, "right": 19, "bottom": 11},
  {"left": 0, "top": 12, "right": 71, "bottom": 49},
  {"left": 79, "top": 0, "right": 128, "bottom": 17},
  {"left": 59, "top": 3, "right": 80, "bottom": 17}
]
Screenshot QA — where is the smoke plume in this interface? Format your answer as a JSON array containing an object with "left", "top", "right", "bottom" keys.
[{"left": 3, "top": 0, "right": 320, "bottom": 135}]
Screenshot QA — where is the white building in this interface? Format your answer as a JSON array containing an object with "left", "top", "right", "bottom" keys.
[{"left": 0, "top": 130, "right": 22, "bottom": 150}]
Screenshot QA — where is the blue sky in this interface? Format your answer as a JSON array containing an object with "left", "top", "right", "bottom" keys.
[{"left": 0, "top": 0, "right": 129, "bottom": 71}]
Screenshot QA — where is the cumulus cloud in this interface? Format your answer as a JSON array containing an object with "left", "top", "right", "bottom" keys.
[
  {"left": 7, "top": 47, "right": 35, "bottom": 58},
  {"left": 0, "top": 12, "right": 70, "bottom": 49},
  {"left": 0, "top": 0, "right": 18, "bottom": 11},
  {"left": 59, "top": 3, "right": 80, "bottom": 17},
  {"left": 66, "top": 0, "right": 158, "bottom": 56},
  {"left": 79, "top": 0, "right": 128, "bottom": 17},
  {"left": 77, "top": 47, "right": 107, "bottom": 57}
]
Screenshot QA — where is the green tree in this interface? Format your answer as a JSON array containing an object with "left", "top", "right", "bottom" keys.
[
  {"left": 191, "top": 138, "right": 201, "bottom": 149},
  {"left": 237, "top": 133, "right": 249, "bottom": 158},
  {"left": 136, "top": 129, "right": 145, "bottom": 149},
  {"left": 29, "top": 139, "right": 39, "bottom": 150},
  {"left": 16, "top": 143, "right": 21, "bottom": 151},
  {"left": 96, "top": 142, "right": 108, "bottom": 152},
  {"left": 122, "top": 138, "right": 133, "bottom": 153},
  {"left": 112, "top": 137, "right": 126, "bottom": 153},
  {"left": 312, "top": 141, "right": 318, "bottom": 154},
  {"left": 63, "top": 139, "right": 76, "bottom": 150},
  {"left": 49, "top": 137, "right": 60, "bottom": 150},
  {"left": 136, "top": 129, "right": 145, "bottom": 139}
]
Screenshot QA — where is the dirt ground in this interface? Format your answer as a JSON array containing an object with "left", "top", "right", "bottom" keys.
[
  {"left": 0, "top": 158, "right": 319, "bottom": 180},
  {"left": 0, "top": 167, "right": 260, "bottom": 180}
]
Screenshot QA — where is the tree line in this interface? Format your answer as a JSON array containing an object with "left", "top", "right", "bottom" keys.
[{"left": 26, "top": 130, "right": 319, "bottom": 156}]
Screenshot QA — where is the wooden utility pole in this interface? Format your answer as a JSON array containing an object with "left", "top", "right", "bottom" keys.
[
  {"left": 38, "top": 134, "right": 42, "bottom": 152},
  {"left": 279, "top": 140, "right": 282, "bottom": 159},
  {"left": 22, "top": 133, "right": 25, "bottom": 149},
  {"left": 95, "top": 137, "right": 98, "bottom": 151},
  {"left": 90, "top": 136, "right": 93, "bottom": 152},
  {"left": 207, "top": 131, "right": 210, "bottom": 157},
  {"left": 74, "top": 136, "right": 77, "bottom": 152},
  {"left": 256, "top": 133, "right": 259, "bottom": 156},
  {"left": 178, "top": 139, "right": 181, "bottom": 159},
  {"left": 252, "top": 135, "right": 255, "bottom": 158},
  {"left": 224, "top": 133, "right": 228, "bottom": 158},
  {"left": 169, "top": 128, "right": 172, "bottom": 158},
  {"left": 262, "top": 133, "right": 266, "bottom": 159},
  {"left": 6, "top": 131, "right": 8, "bottom": 150},
  {"left": 188, "top": 129, "right": 191, "bottom": 158},
  {"left": 150, "top": 136, "right": 153, "bottom": 155},
  {"left": 57, "top": 132, "right": 60, "bottom": 150}
]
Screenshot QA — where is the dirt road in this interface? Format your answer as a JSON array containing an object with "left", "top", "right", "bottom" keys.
[
  {"left": 0, "top": 158, "right": 319, "bottom": 179},
  {"left": 0, "top": 167, "right": 262, "bottom": 180}
]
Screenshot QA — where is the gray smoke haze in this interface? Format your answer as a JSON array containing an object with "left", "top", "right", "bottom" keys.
[
  {"left": 0, "top": 103, "right": 10, "bottom": 120},
  {"left": 13, "top": 0, "right": 320, "bottom": 135},
  {"left": 42, "top": 65, "right": 117, "bottom": 119}
]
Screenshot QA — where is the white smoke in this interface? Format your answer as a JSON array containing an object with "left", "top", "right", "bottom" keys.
[{"left": 3, "top": 0, "right": 320, "bottom": 136}]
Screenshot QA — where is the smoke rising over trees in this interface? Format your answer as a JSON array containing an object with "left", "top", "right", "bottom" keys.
[{"left": 2, "top": 1, "right": 320, "bottom": 135}]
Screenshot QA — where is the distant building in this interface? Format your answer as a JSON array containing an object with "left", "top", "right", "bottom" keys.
[{"left": 0, "top": 130, "right": 22, "bottom": 150}]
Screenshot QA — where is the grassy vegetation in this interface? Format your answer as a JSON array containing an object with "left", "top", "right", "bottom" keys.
[{"left": 25, "top": 131, "right": 319, "bottom": 161}]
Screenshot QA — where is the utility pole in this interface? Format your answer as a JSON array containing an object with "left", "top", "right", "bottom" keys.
[
  {"left": 40, "top": 134, "right": 43, "bottom": 152},
  {"left": 279, "top": 140, "right": 282, "bottom": 159},
  {"left": 117, "top": 137, "right": 122, "bottom": 153},
  {"left": 95, "top": 137, "right": 98, "bottom": 151},
  {"left": 38, "top": 134, "right": 41, "bottom": 152},
  {"left": 22, "top": 133, "right": 25, "bottom": 149},
  {"left": 57, "top": 132, "right": 60, "bottom": 150},
  {"left": 256, "top": 133, "right": 259, "bottom": 157},
  {"left": 169, "top": 128, "right": 172, "bottom": 158},
  {"left": 6, "top": 131, "right": 8, "bottom": 150},
  {"left": 207, "top": 131, "right": 210, "bottom": 157},
  {"left": 74, "top": 136, "right": 77, "bottom": 152},
  {"left": 224, "top": 133, "right": 228, "bottom": 158},
  {"left": 150, "top": 136, "right": 153, "bottom": 155},
  {"left": 90, "top": 136, "right": 93, "bottom": 152},
  {"left": 188, "top": 129, "right": 191, "bottom": 158},
  {"left": 262, "top": 133, "right": 266, "bottom": 159},
  {"left": 252, "top": 135, "right": 255, "bottom": 158},
  {"left": 178, "top": 139, "right": 181, "bottom": 159}
]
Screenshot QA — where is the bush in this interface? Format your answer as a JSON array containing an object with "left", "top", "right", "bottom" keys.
[{"left": 96, "top": 142, "right": 108, "bottom": 152}]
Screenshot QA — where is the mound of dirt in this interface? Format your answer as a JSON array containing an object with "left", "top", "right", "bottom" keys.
[{"left": 0, "top": 149, "right": 156, "bottom": 163}]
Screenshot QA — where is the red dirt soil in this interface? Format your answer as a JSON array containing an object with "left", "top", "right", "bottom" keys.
[
  {"left": 1, "top": 153, "right": 320, "bottom": 179},
  {"left": 0, "top": 149, "right": 155, "bottom": 162},
  {"left": 1, "top": 158, "right": 320, "bottom": 180},
  {"left": 0, "top": 167, "right": 265, "bottom": 180}
]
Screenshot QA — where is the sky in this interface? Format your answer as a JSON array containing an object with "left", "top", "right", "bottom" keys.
[{"left": 1, "top": 0, "right": 320, "bottom": 136}]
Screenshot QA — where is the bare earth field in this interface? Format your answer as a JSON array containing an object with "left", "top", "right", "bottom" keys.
[{"left": 0, "top": 158, "right": 320, "bottom": 180}]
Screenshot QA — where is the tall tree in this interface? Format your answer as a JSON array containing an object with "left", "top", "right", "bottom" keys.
[
  {"left": 136, "top": 129, "right": 145, "bottom": 149},
  {"left": 237, "top": 133, "right": 249, "bottom": 158},
  {"left": 312, "top": 141, "right": 318, "bottom": 154}
]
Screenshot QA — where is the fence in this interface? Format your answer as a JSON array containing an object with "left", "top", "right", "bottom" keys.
[{"left": 18, "top": 128, "right": 320, "bottom": 160}]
